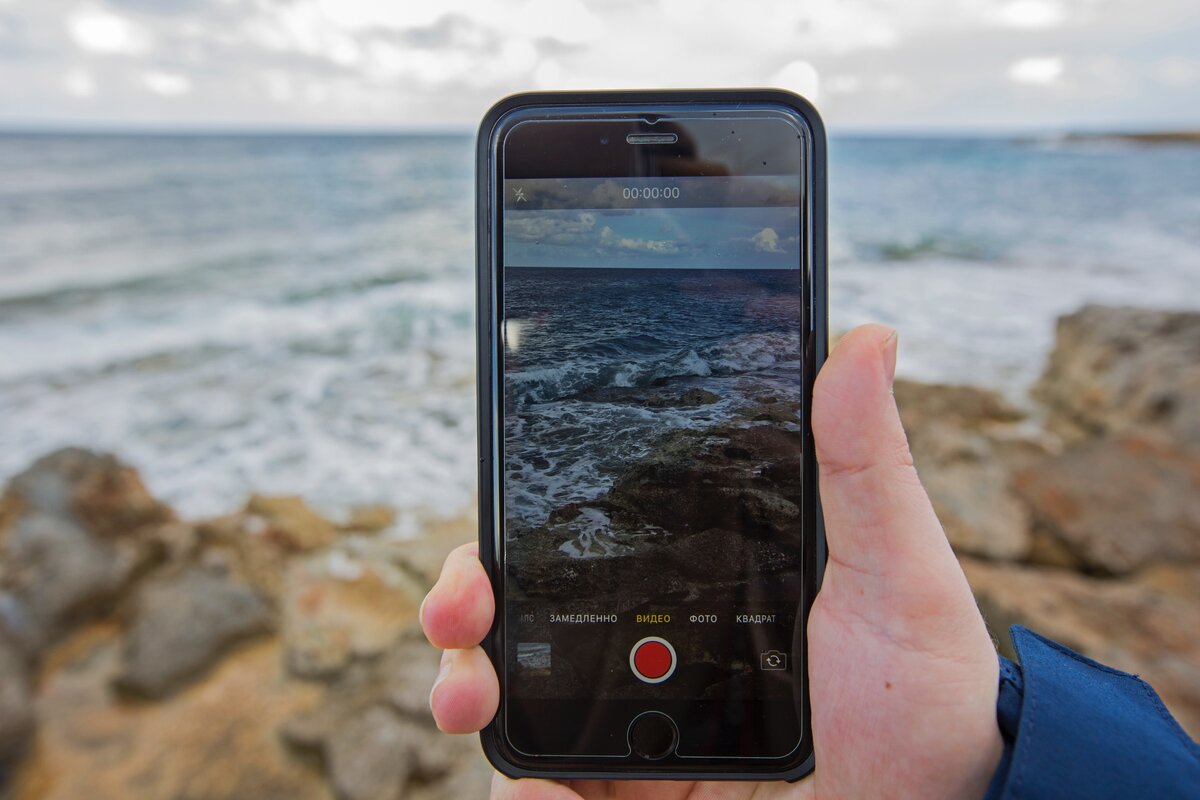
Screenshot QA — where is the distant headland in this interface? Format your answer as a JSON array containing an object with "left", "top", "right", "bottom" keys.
[{"left": 1064, "top": 130, "right": 1200, "bottom": 145}]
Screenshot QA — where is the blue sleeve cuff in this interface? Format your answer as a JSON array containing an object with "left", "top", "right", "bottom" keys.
[{"left": 984, "top": 625, "right": 1200, "bottom": 799}]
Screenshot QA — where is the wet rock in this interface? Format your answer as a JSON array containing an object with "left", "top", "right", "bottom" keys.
[
  {"left": 0, "top": 635, "right": 33, "bottom": 763},
  {"left": 281, "top": 629, "right": 489, "bottom": 800},
  {"left": 509, "top": 523, "right": 688, "bottom": 607},
  {"left": 676, "top": 388, "right": 720, "bottom": 407},
  {"left": 0, "top": 450, "right": 170, "bottom": 656},
  {"left": 1033, "top": 305, "right": 1200, "bottom": 445},
  {"left": 509, "top": 422, "right": 804, "bottom": 605},
  {"left": 11, "top": 627, "right": 325, "bottom": 800},
  {"left": 665, "top": 527, "right": 796, "bottom": 584},
  {"left": 282, "top": 542, "right": 425, "bottom": 680},
  {"left": 741, "top": 400, "right": 802, "bottom": 424},
  {"left": 963, "top": 557, "right": 1200, "bottom": 738},
  {"left": 245, "top": 494, "right": 338, "bottom": 553},
  {"left": 1013, "top": 434, "right": 1200, "bottom": 574},
  {"left": 609, "top": 423, "right": 805, "bottom": 539},
  {"left": 116, "top": 566, "right": 274, "bottom": 698},
  {"left": 895, "top": 381, "right": 1043, "bottom": 561},
  {"left": 569, "top": 385, "right": 720, "bottom": 408}
]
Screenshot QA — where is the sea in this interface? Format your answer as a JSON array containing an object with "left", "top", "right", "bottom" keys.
[
  {"left": 503, "top": 266, "right": 802, "bottom": 542},
  {"left": 1, "top": 133, "right": 1198, "bottom": 520}
]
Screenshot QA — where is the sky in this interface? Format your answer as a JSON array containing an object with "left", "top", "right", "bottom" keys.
[
  {"left": 505, "top": 207, "right": 801, "bottom": 269},
  {"left": 1, "top": 0, "right": 1199, "bottom": 132}
]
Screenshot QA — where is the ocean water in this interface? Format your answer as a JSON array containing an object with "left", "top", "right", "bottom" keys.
[
  {"left": 503, "top": 267, "right": 802, "bottom": 544},
  {"left": 1, "top": 133, "right": 1198, "bottom": 518}
]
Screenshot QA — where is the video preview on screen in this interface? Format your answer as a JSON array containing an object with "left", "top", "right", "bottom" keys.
[{"left": 501, "top": 177, "right": 805, "bottom": 700}]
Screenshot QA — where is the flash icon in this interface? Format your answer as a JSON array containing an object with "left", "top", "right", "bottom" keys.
[{"left": 513, "top": 187, "right": 527, "bottom": 202}]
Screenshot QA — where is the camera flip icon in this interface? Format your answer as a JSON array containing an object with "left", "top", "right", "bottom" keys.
[{"left": 760, "top": 650, "right": 788, "bottom": 671}]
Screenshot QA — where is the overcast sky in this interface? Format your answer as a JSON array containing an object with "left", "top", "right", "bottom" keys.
[{"left": 2, "top": 0, "right": 1198, "bottom": 132}]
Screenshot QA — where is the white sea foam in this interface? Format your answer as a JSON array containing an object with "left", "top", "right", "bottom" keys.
[{"left": 3, "top": 133, "right": 1199, "bottom": 523}]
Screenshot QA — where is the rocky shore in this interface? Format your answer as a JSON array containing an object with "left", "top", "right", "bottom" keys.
[
  {"left": 0, "top": 453, "right": 491, "bottom": 799},
  {"left": 1, "top": 303, "right": 1197, "bottom": 798},
  {"left": 907, "top": 305, "right": 1200, "bottom": 737}
]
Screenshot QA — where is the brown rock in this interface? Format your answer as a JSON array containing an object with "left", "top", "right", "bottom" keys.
[
  {"left": 677, "top": 388, "right": 720, "bottom": 407},
  {"left": 1013, "top": 434, "right": 1200, "bottom": 574},
  {"left": 0, "top": 450, "right": 170, "bottom": 656},
  {"left": 68, "top": 454, "right": 174, "bottom": 538},
  {"left": 195, "top": 513, "right": 291, "bottom": 603},
  {"left": 1134, "top": 564, "right": 1200, "bottom": 602},
  {"left": 342, "top": 505, "right": 397, "bottom": 534},
  {"left": 245, "top": 494, "right": 338, "bottom": 552},
  {"left": 116, "top": 565, "right": 275, "bottom": 698},
  {"left": 742, "top": 400, "right": 802, "bottom": 424},
  {"left": 567, "top": 385, "right": 720, "bottom": 408},
  {"left": 0, "top": 448, "right": 173, "bottom": 540},
  {"left": 11, "top": 626, "right": 325, "bottom": 800},
  {"left": 1033, "top": 305, "right": 1200, "bottom": 445},
  {"left": 894, "top": 379, "right": 1025, "bottom": 428},
  {"left": 281, "top": 629, "right": 490, "bottom": 800},
  {"left": 0, "top": 635, "right": 33, "bottom": 763},
  {"left": 608, "top": 423, "right": 806, "bottom": 540},
  {"left": 963, "top": 557, "right": 1200, "bottom": 738},
  {"left": 895, "top": 382, "right": 1042, "bottom": 561},
  {"left": 325, "top": 706, "right": 416, "bottom": 800},
  {"left": 389, "top": 514, "right": 476, "bottom": 590},
  {"left": 282, "top": 544, "right": 425, "bottom": 680},
  {"left": 0, "top": 513, "right": 144, "bottom": 657},
  {"left": 507, "top": 422, "right": 805, "bottom": 609}
]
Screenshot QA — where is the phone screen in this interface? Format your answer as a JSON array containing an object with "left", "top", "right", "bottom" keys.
[{"left": 496, "top": 114, "right": 809, "bottom": 761}]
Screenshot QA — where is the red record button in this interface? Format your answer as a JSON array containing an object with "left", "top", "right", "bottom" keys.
[{"left": 630, "top": 636, "right": 677, "bottom": 683}]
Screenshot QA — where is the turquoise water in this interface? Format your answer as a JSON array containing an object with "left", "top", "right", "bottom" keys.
[{"left": 1, "top": 133, "right": 1197, "bottom": 516}]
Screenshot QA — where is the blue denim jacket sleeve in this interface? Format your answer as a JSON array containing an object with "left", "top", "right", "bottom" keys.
[{"left": 984, "top": 625, "right": 1200, "bottom": 799}]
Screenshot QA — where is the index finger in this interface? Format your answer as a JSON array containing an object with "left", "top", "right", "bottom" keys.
[{"left": 420, "top": 542, "right": 496, "bottom": 650}]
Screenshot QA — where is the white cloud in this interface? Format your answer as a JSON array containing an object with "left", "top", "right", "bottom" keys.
[
  {"left": 62, "top": 68, "right": 97, "bottom": 98},
  {"left": 1008, "top": 56, "right": 1064, "bottom": 86},
  {"left": 994, "top": 1, "right": 1067, "bottom": 29},
  {"left": 599, "top": 226, "right": 680, "bottom": 255},
  {"left": 751, "top": 228, "right": 783, "bottom": 253},
  {"left": 3, "top": 0, "right": 1198, "bottom": 130},
  {"left": 771, "top": 60, "right": 821, "bottom": 103},
  {"left": 67, "top": 7, "right": 152, "bottom": 56},
  {"left": 1154, "top": 57, "right": 1200, "bottom": 87},
  {"left": 142, "top": 70, "right": 192, "bottom": 97},
  {"left": 825, "top": 74, "right": 863, "bottom": 95},
  {"left": 259, "top": 71, "right": 297, "bottom": 104},
  {"left": 516, "top": 0, "right": 602, "bottom": 44},
  {"left": 506, "top": 212, "right": 596, "bottom": 243}
]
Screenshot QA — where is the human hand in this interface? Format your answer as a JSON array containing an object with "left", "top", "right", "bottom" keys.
[{"left": 420, "top": 325, "right": 1003, "bottom": 799}]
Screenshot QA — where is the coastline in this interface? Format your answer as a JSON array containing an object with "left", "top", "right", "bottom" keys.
[
  {"left": 1062, "top": 130, "right": 1200, "bottom": 146},
  {"left": 1, "top": 303, "right": 1198, "bottom": 798}
]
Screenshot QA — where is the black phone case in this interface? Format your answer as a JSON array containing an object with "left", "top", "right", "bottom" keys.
[{"left": 475, "top": 88, "right": 828, "bottom": 782}]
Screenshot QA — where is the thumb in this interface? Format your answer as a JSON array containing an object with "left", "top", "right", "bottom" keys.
[{"left": 812, "top": 325, "right": 960, "bottom": 585}]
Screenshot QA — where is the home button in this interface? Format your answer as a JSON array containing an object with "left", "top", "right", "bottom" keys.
[{"left": 628, "top": 712, "right": 679, "bottom": 760}]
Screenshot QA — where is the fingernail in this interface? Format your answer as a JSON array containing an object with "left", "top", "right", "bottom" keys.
[
  {"left": 418, "top": 593, "right": 429, "bottom": 628},
  {"left": 882, "top": 330, "right": 899, "bottom": 386},
  {"left": 430, "top": 651, "right": 453, "bottom": 705}
]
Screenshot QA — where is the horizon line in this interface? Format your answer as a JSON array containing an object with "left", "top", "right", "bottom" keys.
[{"left": 1, "top": 119, "right": 1198, "bottom": 139}]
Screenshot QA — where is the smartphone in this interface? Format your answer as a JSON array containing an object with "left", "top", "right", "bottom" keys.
[{"left": 475, "top": 89, "right": 827, "bottom": 780}]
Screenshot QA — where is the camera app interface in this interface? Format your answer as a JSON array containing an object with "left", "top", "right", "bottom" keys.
[{"left": 501, "top": 174, "right": 804, "bottom": 726}]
